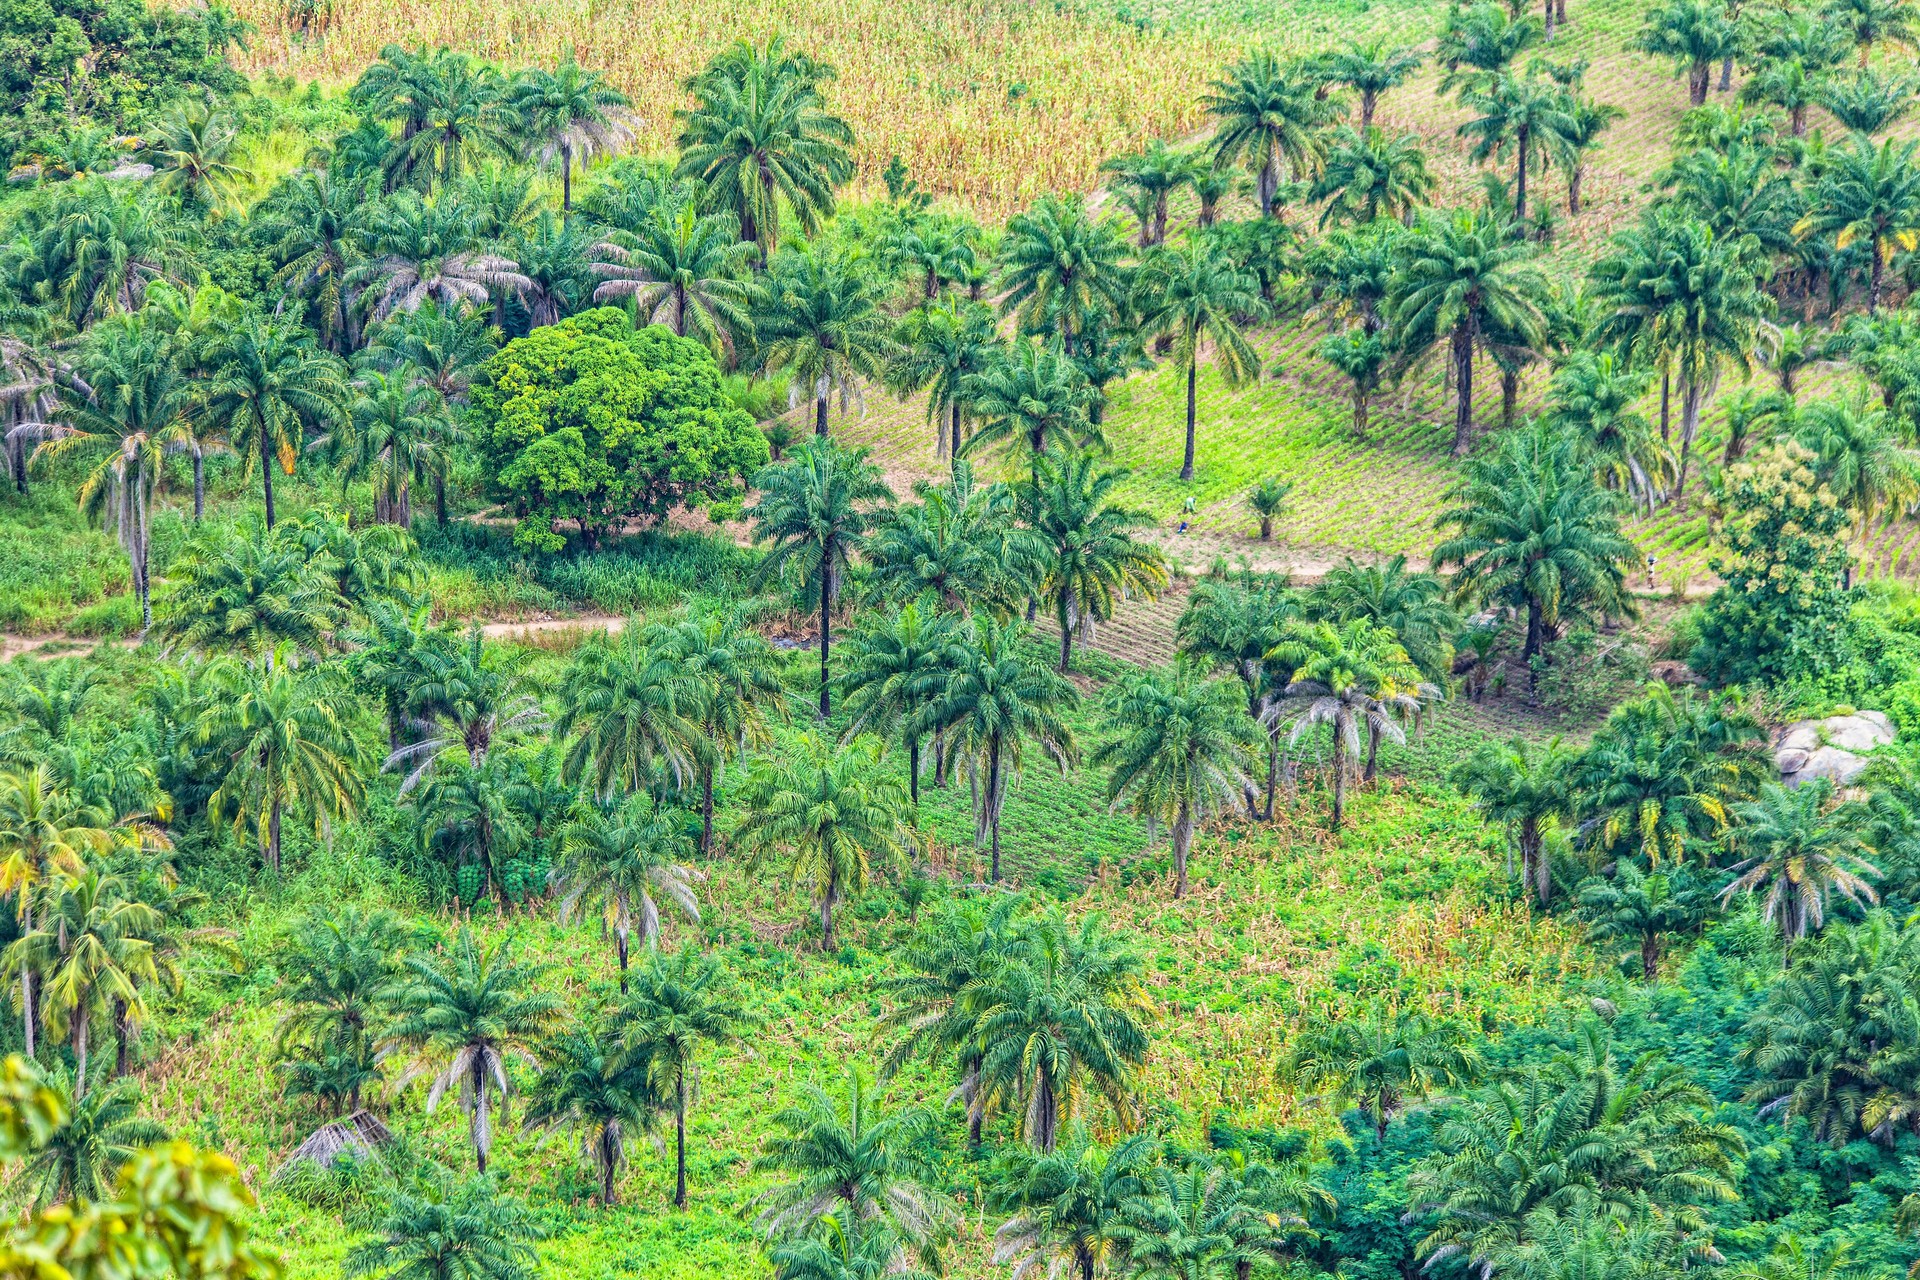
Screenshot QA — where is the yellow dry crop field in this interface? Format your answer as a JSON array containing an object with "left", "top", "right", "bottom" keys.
[{"left": 212, "top": 0, "right": 1247, "bottom": 218}]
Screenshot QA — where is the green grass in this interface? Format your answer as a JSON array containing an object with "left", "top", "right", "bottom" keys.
[{"left": 0, "top": 478, "right": 129, "bottom": 634}]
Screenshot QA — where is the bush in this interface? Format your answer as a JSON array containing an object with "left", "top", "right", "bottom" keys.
[
  {"left": 65, "top": 593, "right": 141, "bottom": 638},
  {"left": 1528, "top": 628, "right": 1649, "bottom": 719}
]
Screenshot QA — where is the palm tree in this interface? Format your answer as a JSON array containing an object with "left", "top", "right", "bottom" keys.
[
  {"left": 274, "top": 906, "right": 412, "bottom": 1115},
  {"left": 1136, "top": 237, "right": 1263, "bottom": 483},
  {"left": 345, "top": 1171, "right": 543, "bottom": 1280},
  {"left": 1204, "top": 51, "right": 1337, "bottom": 217},
  {"left": 1308, "top": 554, "right": 1459, "bottom": 682},
  {"left": 138, "top": 101, "right": 249, "bottom": 207},
  {"left": 386, "top": 929, "right": 559, "bottom": 1173},
  {"left": 1430, "top": 423, "right": 1635, "bottom": 662},
  {"left": 413, "top": 755, "right": 529, "bottom": 905},
  {"left": 589, "top": 200, "right": 755, "bottom": 359},
  {"left": 20, "top": 1072, "right": 165, "bottom": 1207},
  {"left": 1310, "top": 126, "right": 1435, "bottom": 227},
  {"left": 733, "top": 734, "right": 915, "bottom": 949},
  {"left": 1816, "top": 69, "right": 1918, "bottom": 133},
  {"left": 1388, "top": 208, "right": 1549, "bottom": 456},
  {"left": 1796, "top": 136, "right": 1920, "bottom": 315},
  {"left": 1452, "top": 737, "right": 1573, "bottom": 904},
  {"left": 1317, "top": 330, "right": 1389, "bottom": 442},
  {"left": 1320, "top": 41, "right": 1425, "bottom": 128},
  {"left": 990, "top": 1126, "right": 1156, "bottom": 1280},
  {"left": 391, "top": 51, "right": 519, "bottom": 190},
  {"left": 756, "top": 244, "right": 898, "bottom": 436},
  {"left": 611, "top": 945, "right": 753, "bottom": 1209},
  {"left": 312, "top": 369, "right": 448, "bottom": 528},
  {"left": 1547, "top": 351, "right": 1670, "bottom": 511},
  {"left": 36, "top": 317, "right": 189, "bottom": 629},
  {"left": 510, "top": 50, "right": 636, "bottom": 214},
  {"left": 1101, "top": 139, "right": 1193, "bottom": 247},
  {"left": 996, "top": 195, "right": 1131, "bottom": 353},
  {"left": 365, "top": 302, "right": 494, "bottom": 524},
  {"left": 202, "top": 315, "right": 348, "bottom": 530},
  {"left": 1247, "top": 479, "right": 1291, "bottom": 540},
  {"left": 770, "top": 1219, "right": 934, "bottom": 1280},
  {"left": 927, "top": 615, "right": 1079, "bottom": 881},
  {"left": 866, "top": 464, "right": 1041, "bottom": 615},
  {"left": 1268, "top": 619, "right": 1432, "bottom": 829},
  {"left": 967, "top": 913, "right": 1150, "bottom": 1152},
  {"left": 674, "top": 38, "right": 856, "bottom": 256},
  {"left": 1030, "top": 450, "right": 1169, "bottom": 672},
  {"left": 1742, "top": 58, "right": 1822, "bottom": 137},
  {"left": 158, "top": 521, "right": 343, "bottom": 657},
  {"left": 839, "top": 602, "right": 959, "bottom": 805},
  {"left": 552, "top": 625, "right": 701, "bottom": 797},
  {"left": 12, "top": 187, "right": 189, "bottom": 328},
  {"left": 1436, "top": 3, "right": 1545, "bottom": 92},
  {"left": 654, "top": 608, "right": 786, "bottom": 853},
  {"left": 0, "top": 766, "right": 112, "bottom": 1059},
  {"left": 1792, "top": 397, "right": 1920, "bottom": 541},
  {"left": 751, "top": 1069, "right": 948, "bottom": 1257},
  {"left": 5, "top": 870, "right": 160, "bottom": 1100},
  {"left": 522, "top": 1030, "right": 659, "bottom": 1206},
  {"left": 746, "top": 439, "right": 893, "bottom": 718},
  {"left": 554, "top": 795, "right": 701, "bottom": 989},
  {"left": 961, "top": 342, "right": 1100, "bottom": 491},
  {"left": 1285, "top": 1004, "right": 1479, "bottom": 1146},
  {"left": 1590, "top": 213, "right": 1770, "bottom": 494},
  {"left": 351, "top": 193, "right": 532, "bottom": 325},
  {"left": 1640, "top": 0, "right": 1740, "bottom": 105},
  {"left": 1721, "top": 781, "right": 1879, "bottom": 954},
  {"left": 1553, "top": 94, "right": 1625, "bottom": 214},
  {"left": 200, "top": 649, "right": 366, "bottom": 876},
  {"left": 1828, "top": 0, "right": 1917, "bottom": 63},
  {"left": 388, "top": 626, "right": 546, "bottom": 789},
  {"left": 1094, "top": 665, "right": 1261, "bottom": 898},
  {"left": 259, "top": 167, "right": 368, "bottom": 354},
  {"left": 1577, "top": 863, "right": 1711, "bottom": 981},
  {"left": 886, "top": 300, "right": 1002, "bottom": 461},
  {"left": 1458, "top": 71, "right": 1575, "bottom": 223}
]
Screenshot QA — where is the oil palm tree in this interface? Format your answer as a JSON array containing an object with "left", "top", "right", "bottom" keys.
[
  {"left": 990, "top": 1126, "right": 1157, "bottom": 1280},
  {"left": 1320, "top": 41, "right": 1425, "bottom": 128},
  {"left": 961, "top": 342, "right": 1100, "bottom": 492},
  {"left": 589, "top": 200, "right": 755, "bottom": 359},
  {"left": 1204, "top": 51, "right": 1337, "bottom": 217},
  {"left": 1030, "top": 450, "right": 1169, "bottom": 672},
  {"left": 1458, "top": 70, "right": 1575, "bottom": 223},
  {"left": 1792, "top": 396, "right": 1920, "bottom": 540},
  {"left": 1640, "top": 0, "right": 1741, "bottom": 105},
  {"left": 967, "top": 913, "right": 1151, "bottom": 1152},
  {"left": 258, "top": 168, "right": 368, "bottom": 353},
  {"left": 654, "top": 608, "right": 787, "bottom": 852},
  {"left": 1547, "top": 351, "right": 1670, "bottom": 511},
  {"left": 1310, "top": 126, "right": 1435, "bottom": 227},
  {"left": 756, "top": 244, "right": 897, "bottom": 436},
  {"left": 996, "top": 195, "right": 1131, "bottom": 353},
  {"left": 351, "top": 193, "right": 532, "bottom": 325},
  {"left": 1100, "top": 139, "right": 1193, "bottom": 247},
  {"left": 732, "top": 733, "right": 915, "bottom": 950},
  {"left": 365, "top": 301, "right": 493, "bottom": 524},
  {"left": 273, "top": 906, "right": 412, "bottom": 1115},
  {"left": 1136, "top": 237, "right": 1263, "bottom": 483},
  {"left": 1268, "top": 619, "right": 1433, "bottom": 829},
  {"left": 389, "top": 625, "right": 547, "bottom": 789},
  {"left": 138, "top": 101, "right": 250, "bottom": 208},
  {"left": 1316, "top": 330, "right": 1389, "bottom": 442},
  {"left": 1436, "top": 2, "right": 1545, "bottom": 93},
  {"left": 312, "top": 368, "right": 448, "bottom": 528},
  {"left": 387, "top": 929, "right": 559, "bottom": 1173},
  {"left": 674, "top": 38, "right": 856, "bottom": 256},
  {"left": 5, "top": 870, "right": 160, "bottom": 1100},
  {"left": 1828, "top": 0, "right": 1917, "bottom": 64},
  {"left": 746, "top": 439, "right": 893, "bottom": 718},
  {"left": 751, "top": 1069, "right": 948, "bottom": 1257},
  {"left": 1796, "top": 135, "right": 1920, "bottom": 315},
  {"left": 1247, "top": 478, "right": 1291, "bottom": 540},
  {"left": 391, "top": 51, "right": 518, "bottom": 191},
  {"left": 412, "top": 755, "right": 529, "bottom": 905},
  {"left": 552, "top": 625, "right": 702, "bottom": 797},
  {"left": 1452, "top": 736, "right": 1574, "bottom": 904},
  {"left": 1742, "top": 58, "right": 1822, "bottom": 137},
  {"left": 0, "top": 766, "right": 112, "bottom": 1059},
  {"left": 1430, "top": 422, "right": 1635, "bottom": 662},
  {"left": 1387, "top": 208, "right": 1549, "bottom": 456},
  {"left": 1720, "top": 781, "right": 1879, "bottom": 954},
  {"left": 1285, "top": 1004, "right": 1479, "bottom": 1146},
  {"left": 202, "top": 314, "right": 348, "bottom": 530},
  {"left": 510, "top": 50, "right": 636, "bottom": 214},
  {"left": 1308, "top": 554, "right": 1459, "bottom": 683},
  {"left": 611, "top": 945, "right": 753, "bottom": 1208},
  {"left": 158, "top": 521, "right": 343, "bottom": 657},
  {"left": 200, "top": 647, "right": 366, "bottom": 876},
  {"left": 865, "top": 464, "right": 1041, "bottom": 616},
  {"left": 1816, "top": 68, "right": 1919, "bottom": 133},
  {"left": 522, "top": 1030, "right": 659, "bottom": 1206},
  {"left": 554, "top": 795, "right": 701, "bottom": 989},
  {"left": 886, "top": 299, "right": 1002, "bottom": 461},
  {"left": 20, "top": 1072, "right": 165, "bottom": 1207},
  {"left": 927, "top": 615, "right": 1079, "bottom": 881},
  {"left": 345, "top": 1170, "right": 543, "bottom": 1280},
  {"left": 1590, "top": 213, "right": 1770, "bottom": 494},
  {"left": 1577, "top": 863, "right": 1712, "bottom": 981},
  {"left": 11, "top": 186, "right": 189, "bottom": 328},
  {"left": 838, "top": 602, "right": 960, "bottom": 804},
  {"left": 1553, "top": 94, "right": 1625, "bottom": 214},
  {"left": 1094, "top": 664, "right": 1261, "bottom": 898}
]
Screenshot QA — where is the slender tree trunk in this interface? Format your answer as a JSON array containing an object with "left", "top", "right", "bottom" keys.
[
  {"left": 1058, "top": 590, "right": 1075, "bottom": 673},
  {"left": 436, "top": 474, "right": 448, "bottom": 527},
  {"left": 1034, "top": 1074, "right": 1058, "bottom": 1151},
  {"left": 908, "top": 735, "right": 921, "bottom": 806},
  {"left": 700, "top": 767, "right": 714, "bottom": 855},
  {"left": 259, "top": 421, "right": 277, "bottom": 530},
  {"left": 1264, "top": 726, "right": 1281, "bottom": 821},
  {"left": 1450, "top": 326, "right": 1475, "bottom": 456},
  {"left": 1568, "top": 163, "right": 1584, "bottom": 216},
  {"left": 987, "top": 743, "right": 1004, "bottom": 882},
  {"left": 1354, "top": 388, "right": 1369, "bottom": 441},
  {"left": 1525, "top": 597, "right": 1544, "bottom": 660},
  {"left": 1659, "top": 369, "right": 1671, "bottom": 442},
  {"left": 18, "top": 902, "right": 33, "bottom": 1060},
  {"left": 1871, "top": 249, "right": 1886, "bottom": 315},
  {"left": 1792, "top": 103, "right": 1806, "bottom": 136},
  {"left": 72, "top": 1009, "right": 89, "bottom": 1101},
  {"left": 114, "top": 998, "right": 131, "bottom": 1076},
  {"left": 1544, "top": 0, "right": 1555, "bottom": 38},
  {"left": 1181, "top": 362, "right": 1198, "bottom": 481},
  {"left": 1514, "top": 129, "right": 1529, "bottom": 221},
  {"left": 818, "top": 561, "right": 832, "bottom": 719},
  {"left": 674, "top": 1076, "right": 689, "bottom": 1208},
  {"left": 965, "top": 1061, "right": 984, "bottom": 1149},
  {"left": 820, "top": 875, "right": 837, "bottom": 950},
  {"left": 1675, "top": 376, "right": 1703, "bottom": 496},
  {"left": 616, "top": 927, "right": 630, "bottom": 994},
  {"left": 267, "top": 799, "right": 283, "bottom": 874},
  {"left": 601, "top": 1126, "right": 618, "bottom": 1204},
  {"left": 815, "top": 392, "right": 829, "bottom": 437},
  {"left": 1364, "top": 723, "right": 1381, "bottom": 782},
  {"left": 1172, "top": 802, "right": 1193, "bottom": 898},
  {"left": 1719, "top": 53, "right": 1734, "bottom": 92},
  {"left": 950, "top": 403, "right": 963, "bottom": 464},
  {"left": 192, "top": 442, "right": 205, "bottom": 521},
  {"left": 1501, "top": 367, "right": 1519, "bottom": 431},
  {"left": 1642, "top": 933, "right": 1660, "bottom": 982},
  {"left": 561, "top": 142, "right": 573, "bottom": 215},
  {"left": 1362, "top": 91, "right": 1378, "bottom": 129}
]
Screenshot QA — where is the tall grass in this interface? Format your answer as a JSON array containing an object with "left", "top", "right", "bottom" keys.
[{"left": 416, "top": 522, "right": 765, "bottom": 619}]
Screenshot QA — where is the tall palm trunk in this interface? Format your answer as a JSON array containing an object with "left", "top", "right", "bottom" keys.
[
  {"left": 1032, "top": 1072, "right": 1059, "bottom": 1151},
  {"left": 114, "top": 997, "right": 131, "bottom": 1077},
  {"left": 72, "top": 1007, "right": 90, "bottom": 1101},
  {"left": 699, "top": 765, "right": 715, "bottom": 855},
  {"left": 1057, "top": 587, "right": 1077, "bottom": 673},
  {"left": 259, "top": 419, "right": 278, "bottom": 530},
  {"left": 950, "top": 403, "right": 963, "bottom": 463},
  {"left": 1330, "top": 708, "right": 1350, "bottom": 830},
  {"left": 191, "top": 440, "right": 205, "bottom": 521},
  {"left": 818, "top": 556, "right": 833, "bottom": 719},
  {"left": 471, "top": 1055, "right": 490, "bottom": 1172},
  {"left": 615, "top": 927, "right": 630, "bottom": 994},
  {"left": 1181, "top": 360, "right": 1199, "bottom": 481},
  {"left": 1514, "top": 127, "right": 1530, "bottom": 220},
  {"left": 561, "top": 142, "right": 574, "bottom": 215},
  {"left": 673, "top": 1075, "right": 689, "bottom": 1208},
  {"left": 987, "top": 739, "right": 1005, "bottom": 882},
  {"left": 1675, "top": 375, "right": 1705, "bottom": 496},
  {"left": 1171, "top": 801, "right": 1195, "bottom": 898},
  {"left": 819, "top": 840, "right": 838, "bottom": 950},
  {"left": 1870, "top": 247, "right": 1887, "bottom": 315},
  {"left": 267, "top": 797, "right": 283, "bottom": 875},
  {"left": 815, "top": 390, "right": 829, "bottom": 437},
  {"left": 18, "top": 902, "right": 34, "bottom": 1060},
  {"left": 907, "top": 732, "right": 921, "bottom": 806},
  {"left": 1450, "top": 323, "right": 1476, "bottom": 456},
  {"left": 1659, "top": 369, "right": 1671, "bottom": 441}
]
